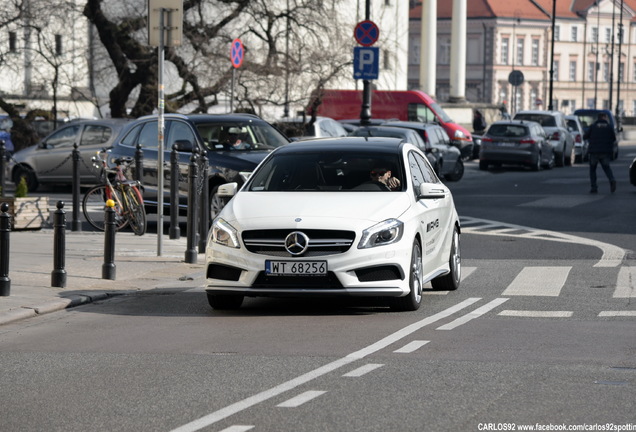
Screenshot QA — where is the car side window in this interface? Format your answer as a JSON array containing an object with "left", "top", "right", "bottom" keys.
[
  {"left": 137, "top": 121, "right": 159, "bottom": 149},
  {"left": 44, "top": 125, "right": 80, "bottom": 148},
  {"left": 80, "top": 125, "right": 112, "bottom": 146},
  {"left": 409, "top": 152, "right": 437, "bottom": 197},
  {"left": 167, "top": 120, "right": 196, "bottom": 150}
]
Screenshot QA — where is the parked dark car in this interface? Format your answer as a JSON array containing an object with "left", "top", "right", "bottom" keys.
[
  {"left": 630, "top": 157, "right": 636, "bottom": 186},
  {"left": 382, "top": 121, "right": 464, "bottom": 181},
  {"left": 479, "top": 120, "right": 554, "bottom": 171},
  {"left": 513, "top": 110, "right": 574, "bottom": 167},
  {"left": 107, "top": 113, "right": 290, "bottom": 220},
  {"left": 8, "top": 119, "right": 132, "bottom": 191},
  {"left": 274, "top": 116, "right": 348, "bottom": 139},
  {"left": 573, "top": 108, "right": 620, "bottom": 160},
  {"left": 348, "top": 125, "right": 441, "bottom": 177}
]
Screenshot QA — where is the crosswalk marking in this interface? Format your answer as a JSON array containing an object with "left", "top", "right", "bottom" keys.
[
  {"left": 343, "top": 364, "right": 383, "bottom": 377},
  {"left": 277, "top": 390, "right": 326, "bottom": 408},
  {"left": 436, "top": 298, "right": 509, "bottom": 330},
  {"left": 394, "top": 340, "right": 430, "bottom": 353},
  {"left": 498, "top": 310, "right": 573, "bottom": 318},
  {"left": 613, "top": 267, "right": 636, "bottom": 298},
  {"left": 598, "top": 311, "right": 636, "bottom": 317},
  {"left": 502, "top": 266, "right": 571, "bottom": 297}
]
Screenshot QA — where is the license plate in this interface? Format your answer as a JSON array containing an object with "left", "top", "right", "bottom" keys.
[
  {"left": 497, "top": 141, "right": 516, "bottom": 147},
  {"left": 265, "top": 260, "right": 327, "bottom": 276}
]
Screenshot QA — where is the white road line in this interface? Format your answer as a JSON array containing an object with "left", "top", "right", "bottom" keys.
[
  {"left": 277, "top": 390, "right": 327, "bottom": 408},
  {"left": 342, "top": 363, "right": 384, "bottom": 377},
  {"left": 598, "top": 311, "right": 636, "bottom": 317},
  {"left": 613, "top": 267, "right": 636, "bottom": 298},
  {"left": 169, "top": 298, "right": 481, "bottom": 432},
  {"left": 218, "top": 426, "right": 254, "bottom": 432},
  {"left": 502, "top": 267, "right": 571, "bottom": 297},
  {"left": 393, "top": 340, "right": 430, "bottom": 353},
  {"left": 436, "top": 298, "right": 509, "bottom": 330},
  {"left": 498, "top": 310, "right": 573, "bottom": 318},
  {"left": 460, "top": 216, "right": 626, "bottom": 267}
]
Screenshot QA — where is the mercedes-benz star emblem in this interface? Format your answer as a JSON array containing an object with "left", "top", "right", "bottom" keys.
[{"left": 284, "top": 231, "right": 309, "bottom": 256}]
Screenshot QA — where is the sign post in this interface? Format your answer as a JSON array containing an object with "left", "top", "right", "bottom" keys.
[
  {"left": 354, "top": 18, "right": 379, "bottom": 126},
  {"left": 148, "top": 0, "right": 182, "bottom": 256},
  {"left": 230, "top": 38, "right": 244, "bottom": 113}
]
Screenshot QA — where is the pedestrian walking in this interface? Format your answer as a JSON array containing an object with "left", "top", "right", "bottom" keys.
[{"left": 583, "top": 113, "right": 616, "bottom": 194}]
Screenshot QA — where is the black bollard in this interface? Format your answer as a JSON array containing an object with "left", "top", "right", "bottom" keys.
[
  {"left": 185, "top": 149, "right": 199, "bottom": 264},
  {"left": 198, "top": 153, "right": 209, "bottom": 253},
  {"left": 0, "top": 140, "right": 6, "bottom": 198},
  {"left": 135, "top": 142, "right": 143, "bottom": 183},
  {"left": 102, "top": 199, "right": 116, "bottom": 280},
  {"left": 51, "top": 201, "right": 67, "bottom": 288},
  {"left": 71, "top": 143, "right": 82, "bottom": 231},
  {"left": 0, "top": 202, "right": 11, "bottom": 296},
  {"left": 169, "top": 143, "right": 180, "bottom": 239}
]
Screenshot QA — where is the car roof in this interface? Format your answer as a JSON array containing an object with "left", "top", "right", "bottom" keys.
[
  {"left": 382, "top": 121, "right": 438, "bottom": 130},
  {"left": 515, "top": 110, "right": 562, "bottom": 116},
  {"left": 353, "top": 125, "right": 417, "bottom": 135},
  {"left": 273, "top": 136, "right": 405, "bottom": 154},
  {"left": 490, "top": 119, "right": 537, "bottom": 126},
  {"left": 135, "top": 113, "right": 266, "bottom": 124}
]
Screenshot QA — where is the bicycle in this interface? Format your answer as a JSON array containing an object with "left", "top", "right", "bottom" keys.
[{"left": 82, "top": 150, "right": 147, "bottom": 236}]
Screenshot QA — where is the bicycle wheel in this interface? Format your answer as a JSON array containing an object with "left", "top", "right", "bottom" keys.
[
  {"left": 82, "top": 185, "right": 129, "bottom": 231},
  {"left": 123, "top": 185, "right": 147, "bottom": 236}
]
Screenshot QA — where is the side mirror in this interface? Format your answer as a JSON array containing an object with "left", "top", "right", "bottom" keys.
[
  {"left": 173, "top": 139, "right": 194, "bottom": 152},
  {"left": 418, "top": 183, "right": 446, "bottom": 200},
  {"left": 217, "top": 182, "right": 238, "bottom": 197}
]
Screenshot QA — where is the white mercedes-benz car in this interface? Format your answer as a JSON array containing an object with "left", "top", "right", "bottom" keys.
[{"left": 205, "top": 137, "right": 461, "bottom": 311}]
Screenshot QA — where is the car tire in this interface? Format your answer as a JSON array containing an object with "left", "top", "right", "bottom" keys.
[
  {"left": 444, "top": 158, "right": 464, "bottom": 182},
  {"left": 544, "top": 152, "right": 555, "bottom": 170},
  {"left": 630, "top": 159, "right": 636, "bottom": 186},
  {"left": 13, "top": 166, "right": 39, "bottom": 192},
  {"left": 479, "top": 160, "right": 489, "bottom": 171},
  {"left": 555, "top": 149, "right": 565, "bottom": 167},
  {"left": 207, "top": 292, "right": 244, "bottom": 310},
  {"left": 531, "top": 153, "right": 542, "bottom": 172},
  {"left": 431, "top": 226, "right": 461, "bottom": 291},
  {"left": 391, "top": 239, "right": 423, "bottom": 312}
]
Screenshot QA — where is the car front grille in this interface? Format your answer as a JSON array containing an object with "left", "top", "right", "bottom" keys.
[
  {"left": 251, "top": 272, "right": 343, "bottom": 289},
  {"left": 242, "top": 229, "right": 356, "bottom": 257}
]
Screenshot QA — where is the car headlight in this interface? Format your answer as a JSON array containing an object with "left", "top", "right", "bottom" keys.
[
  {"left": 454, "top": 130, "right": 466, "bottom": 139},
  {"left": 358, "top": 218, "right": 404, "bottom": 249},
  {"left": 209, "top": 217, "right": 240, "bottom": 248}
]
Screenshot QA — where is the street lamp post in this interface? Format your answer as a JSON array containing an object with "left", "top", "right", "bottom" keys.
[
  {"left": 548, "top": 0, "right": 556, "bottom": 111},
  {"left": 594, "top": 1, "right": 600, "bottom": 109},
  {"left": 608, "top": 0, "right": 616, "bottom": 110},
  {"left": 615, "top": 0, "right": 624, "bottom": 127}
]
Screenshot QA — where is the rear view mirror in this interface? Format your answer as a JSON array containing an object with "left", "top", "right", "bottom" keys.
[
  {"left": 217, "top": 182, "right": 238, "bottom": 197},
  {"left": 418, "top": 183, "right": 446, "bottom": 200},
  {"left": 173, "top": 139, "right": 194, "bottom": 152}
]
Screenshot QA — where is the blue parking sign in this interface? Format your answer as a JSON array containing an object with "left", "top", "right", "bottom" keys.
[{"left": 353, "top": 47, "right": 379, "bottom": 80}]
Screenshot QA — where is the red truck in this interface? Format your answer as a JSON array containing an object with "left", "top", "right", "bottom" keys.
[{"left": 308, "top": 89, "right": 473, "bottom": 158}]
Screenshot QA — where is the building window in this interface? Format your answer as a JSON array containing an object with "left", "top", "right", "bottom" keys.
[
  {"left": 604, "top": 62, "right": 610, "bottom": 81},
  {"left": 569, "top": 61, "right": 576, "bottom": 81},
  {"left": 55, "top": 34, "right": 62, "bottom": 56},
  {"left": 516, "top": 38, "right": 524, "bottom": 65},
  {"left": 501, "top": 37, "right": 509, "bottom": 65},
  {"left": 605, "top": 28, "right": 611, "bottom": 43},
  {"left": 591, "top": 27, "right": 598, "bottom": 43},
  {"left": 571, "top": 26, "right": 578, "bottom": 42},
  {"left": 553, "top": 60, "right": 560, "bottom": 81},
  {"left": 554, "top": 26, "right": 560, "bottom": 41},
  {"left": 531, "top": 39, "right": 539, "bottom": 65},
  {"left": 619, "top": 62, "right": 624, "bottom": 82},
  {"left": 439, "top": 38, "right": 450, "bottom": 65},
  {"left": 588, "top": 61, "right": 595, "bottom": 81},
  {"left": 8, "top": 31, "right": 16, "bottom": 52},
  {"left": 588, "top": 98, "right": 596, "bottom": 109}
]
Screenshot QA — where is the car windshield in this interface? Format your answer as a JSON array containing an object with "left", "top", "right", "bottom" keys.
[
  {"left": 246, "top": 150, "right": 404, "bottom": 192},
  {"left": 487, "top": 124, "right": 528, "bottom": 138},
  {"left": 197, "top": 121, "right": 289, "bottom": 151},
  {"left": 514, "top": 114, "right": 556, "bottom": 127},
  {"left": 275, "top": 122, "right": 316, "bottom": 138}
]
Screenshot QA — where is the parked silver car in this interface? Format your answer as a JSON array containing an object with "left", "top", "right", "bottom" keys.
[
  {"left": 513, "top": 110, "right": 575, "bottom": 167},
  {"left": 479, "top": 120, "right": 554, "bottom": 171},
  {"left": 565, "top": 114, "right": 588, "bottom": 163},
  {"left": 8, "top": 119, "right": 132, "bottom": 191}
]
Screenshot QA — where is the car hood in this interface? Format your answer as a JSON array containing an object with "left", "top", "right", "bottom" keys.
[
  {"left": 207, "top": 149, "right": 273, "bottom": 171},
  {"left": 221, "top": 191, "right": 411, "bottom": 230}
]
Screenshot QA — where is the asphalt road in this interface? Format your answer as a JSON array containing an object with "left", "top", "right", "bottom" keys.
[{"left": 0, "top": 142, "right": 634, "bottom": 432}]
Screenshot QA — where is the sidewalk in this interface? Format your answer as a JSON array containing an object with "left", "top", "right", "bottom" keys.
[{"left": 0, "top": 228, "right": 206, "bottom": 326}]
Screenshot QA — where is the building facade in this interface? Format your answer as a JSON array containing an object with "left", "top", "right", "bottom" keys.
[{"left": 409, "top": 0, "right": 636, "bottom": 117}]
